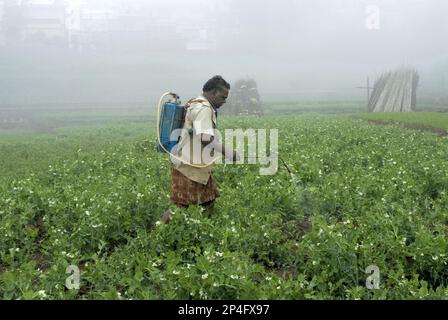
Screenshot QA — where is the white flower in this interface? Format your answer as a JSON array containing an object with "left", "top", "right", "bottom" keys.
[
  {"left": 230, "top": 275, "right": 239, "bottom": 280},
  {"left": 199, "top": 289, "right": 207, "bottom": 299},
  {"left": 202, "top": 273, "right": 208, "bottom": 279},
  {"left": 172, "top": 270, "right": 180, "bottom": 275},
  {"left": 62, "top": 252, "right": 75, "bottom": 258},
  {"left": 37, "top": 290, "right": 47, "bottom": 298},
  {"left": 155, "top": 221, "right": 162, "bottom": 226},
  {"left": 400, "top": 238, "right": 407, "bottom": 246},
  {"left": 215, "top": 252, "right": 223, "bottom": 257},
  {"left": 265, "top": 277, "right": 272, "bottom": 281},
  {"left": 85, "top": 211, "right": 91, "bottom": 216}
]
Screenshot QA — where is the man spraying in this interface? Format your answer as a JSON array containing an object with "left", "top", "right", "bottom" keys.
[{"left": 162, "top": 75, "right": 240, "bottom": 223}]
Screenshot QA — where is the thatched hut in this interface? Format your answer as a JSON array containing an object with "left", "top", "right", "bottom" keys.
[{"left": 369, "top": 67, "right": 419, "bottom": 112}]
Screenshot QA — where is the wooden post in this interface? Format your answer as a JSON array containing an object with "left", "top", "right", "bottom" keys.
[
  {"left": 367, "top": 76, "right": 370, "bottom": 105},
  {"left": 357, "top": 76, "right": 374, "bottom": 111}
]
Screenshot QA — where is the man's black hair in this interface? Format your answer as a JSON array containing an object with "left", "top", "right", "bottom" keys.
[{"left": 202, "top": 75, "right": 230, "bottom": 92}]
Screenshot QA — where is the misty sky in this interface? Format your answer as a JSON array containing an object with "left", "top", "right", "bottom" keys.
[{"left": 0, "top": 0, "right": 447, "bottom": 105}]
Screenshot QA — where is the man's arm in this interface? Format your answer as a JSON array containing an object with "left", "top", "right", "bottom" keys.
[{"left": 201, "top": 134, "right": 240, "bottom": 162}]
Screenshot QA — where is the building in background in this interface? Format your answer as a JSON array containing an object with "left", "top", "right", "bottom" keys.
[
  {"left": 21, "top": 0, "right": 67, "bottom": 46},
  {"left": 0, "top": 0, "right": 67, "bottom": 46},
  {"left": 0, "top": 0, "right": 245, "bottom": 52}
]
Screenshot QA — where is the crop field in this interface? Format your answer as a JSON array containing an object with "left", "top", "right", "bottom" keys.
[
  {"left": 0, "top": 107, "right": 448, "bottom": 300},
  {"left": 354, "top": 112, "right": 448, "bottom": 135}
]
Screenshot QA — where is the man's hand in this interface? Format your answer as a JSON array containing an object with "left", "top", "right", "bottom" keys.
[{"left": 201, "top": 134, "right": 240, "bottom": 163}]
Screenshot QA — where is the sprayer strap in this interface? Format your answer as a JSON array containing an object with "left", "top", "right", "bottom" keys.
[{"left": 186, "top": 98, "right": 208, "bottom": 106}]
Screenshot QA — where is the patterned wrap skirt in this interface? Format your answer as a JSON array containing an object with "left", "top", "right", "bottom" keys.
[{"left": 170, "top": 167, "right": 220, "bottom": 206}]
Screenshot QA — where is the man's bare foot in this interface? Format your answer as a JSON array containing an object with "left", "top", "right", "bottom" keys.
[{"left": 161, "top": 209, "right": 173, "bottom": 224}]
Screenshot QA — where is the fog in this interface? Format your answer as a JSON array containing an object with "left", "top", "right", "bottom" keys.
[{"left": 0, "top": 0, "right": 447, "bottom": 109}]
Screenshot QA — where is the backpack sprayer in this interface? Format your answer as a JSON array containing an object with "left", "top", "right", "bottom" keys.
[
  {"left": 156, "top": 92, "right": 185, "bottom": 154},
  {"left": 156, "top": 92, "right": 221, "bottom": 167}
]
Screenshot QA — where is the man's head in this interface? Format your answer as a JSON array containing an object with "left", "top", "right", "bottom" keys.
[{"left": 202, "top": 75, "right": 230, "bottom": 109}]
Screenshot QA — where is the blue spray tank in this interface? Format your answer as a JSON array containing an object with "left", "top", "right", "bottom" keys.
[
  {"left": 156, "top": 92, "right": 222, "bottom": 167},
  {"left": 156, "top": 92, "right": 186, "bottom": 153}
]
